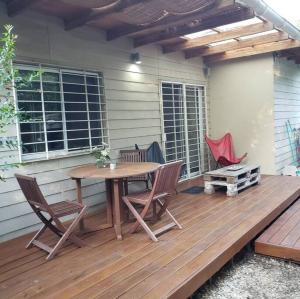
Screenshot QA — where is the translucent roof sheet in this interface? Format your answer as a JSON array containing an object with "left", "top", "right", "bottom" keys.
[
  {"left": 184, "top": 29, "right": 217, "bottom": 40},
  {"left": 183, "top": 17, "right": 263, "bottom": 40},
  {"left": 215, "top": 17, "right": 263, "bottom": 32},
  {"left": 209, "top": 39, "right": 237, "bottom": 47},
  {"left": 238, "top": 29, "right": 279, "bottom": 40}
]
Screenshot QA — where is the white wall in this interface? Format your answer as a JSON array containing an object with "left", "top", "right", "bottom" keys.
[
  {"left": 274, "top": 57, "right": 300, "bottom": 174},
  {"left": 0, "top": 4, "right": 206, "bottom": 241},
  {"left": 208, "top": 55, "right": 276, "bottom": 174}
]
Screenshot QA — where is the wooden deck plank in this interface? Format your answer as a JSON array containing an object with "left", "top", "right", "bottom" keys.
[
  {"left": 0, "top": 193, "right": 199, "bottom": 280},
  {"left": 281, "top": 212, "right": 300, "bottom": 247},
  {"left": 126, "top": 176, "right": 297, "bottom": 299},
  {"left": 116, "top": 176, "right": 281, "bottom": 299},
  {"left": 256, "top": 200, "right": 300, "bottom": 243},
  {"left": 24, "top": 195, "right": 228, "bottom": 298},
  {"left": 268, "top": 200, "right": 300, "bottom": 244},
  {"left": 0, "top": 194, "right": 211, "bottom": 297},
  {"left": 293, "top": 236, "right": 300, "bottom": 249},
  {"left": 0, "top": 175, "right": 300, "bottom": 299},
  {"left": 78, "top": 201, "right": 258, "bottom": 299},
  {"left": 58, "top": 180, "right": 272, "bottom": 299},
  {"left": 255, "top": 196, "right": 300, "bottom": 263}
]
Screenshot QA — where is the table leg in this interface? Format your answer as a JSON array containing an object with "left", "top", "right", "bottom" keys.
[
  {"left": 74, "top": 178, "right": 114, "bottom": 233},
  {"left": 119, "top": 179, "right": 127, "bottom": 222},
  {"left": 75, "top": 178, "right": 85, "bottom": 231},
  {"left": 113, "top": 178, "right": 123, "bottom": 240},
  {"left": 105, "top": 179, "right": 113, "bottom": 227},
  {"left": 91, "top": 180, "right": 114, "bottom": 230}
]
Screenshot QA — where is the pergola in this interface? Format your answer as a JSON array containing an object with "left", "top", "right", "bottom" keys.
[{"left": 3, "top": 0, "right": 300, "bottom": 64}]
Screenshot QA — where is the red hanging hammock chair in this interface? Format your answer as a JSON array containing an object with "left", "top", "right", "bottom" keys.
[{"left": 205, "top": 133, "right": 247, "bottom": 167}]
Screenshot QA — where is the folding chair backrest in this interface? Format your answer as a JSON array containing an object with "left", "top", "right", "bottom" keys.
[
  {"left": 15, "top": 174, "right": 49, "bottom": 211},
  {"left": 152, "top": 161, "right": 182, "bottom": 196},
  {"left": 120, "top": 149, "right": 147, "bottom": 163},
  {"left": 120, "top": 149, "right": 149, "bottom": 183}
]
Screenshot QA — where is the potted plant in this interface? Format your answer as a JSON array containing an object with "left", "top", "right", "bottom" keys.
[{"left": 91, "top": 143, "right": 110, "bottom": 168}]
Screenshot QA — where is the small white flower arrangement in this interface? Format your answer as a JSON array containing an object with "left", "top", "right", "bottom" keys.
[{"left": 91, "top": 143, "right": 111, "bottom": 168}]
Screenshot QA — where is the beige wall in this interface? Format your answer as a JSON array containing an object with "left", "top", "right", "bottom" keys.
[{"left": 208, "top": 55, "right": 276, "bottom": 174}]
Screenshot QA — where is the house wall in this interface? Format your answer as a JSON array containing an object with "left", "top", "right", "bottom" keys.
[
  {"left": 208, "top": 55, "right": 276, "bottom": 174},
  {"left": 273, "top": 57, "right": 300, "bottom": 174},
  {"left": 0, "top": 4, "right": 206, "bottom": 241}
]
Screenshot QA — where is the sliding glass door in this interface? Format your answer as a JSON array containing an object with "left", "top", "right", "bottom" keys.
[{"left": 161, "top": 82, "right": 208, "bottom": 178}]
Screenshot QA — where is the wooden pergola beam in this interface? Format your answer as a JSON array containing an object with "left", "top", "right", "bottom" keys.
[
  {"left": 6, "top": 0, "right": 39, "bottom": 17},
  {"left": 64, "top": 10, "right": 100, "bottom": 31},
  {"left": 106, "top": 0, "right": 235, "bottom": 41},
  {"left": 204, "top": 39, "right": 300, "bottom": 64},
  {"left": 133, "top": 7, "right": 254, "bottom": 47},
  {"left": 164, "top": 21, "right": 274, "bottom": 54},
  {"left": 185, "top": 31, "right": 289, "bottom": 59},
  {"left": 64, "top": 0, "right": 149, "bottom": 31}
]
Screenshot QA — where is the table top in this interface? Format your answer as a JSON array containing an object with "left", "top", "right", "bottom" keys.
[
  {"left": 69, "top": 162, "right": 160, "bottom": 179},
  {"left": 204, "top": 164, "right": 260, "bottom": 178}
]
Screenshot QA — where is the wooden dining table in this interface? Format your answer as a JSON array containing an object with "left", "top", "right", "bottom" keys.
[{"left": 69, "top": 162, "right": 160, "bottom": 240}]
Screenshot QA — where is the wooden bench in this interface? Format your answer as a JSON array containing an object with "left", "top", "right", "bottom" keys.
[{"left": 255, "top": 198, "right": 300, "bottom": 262}]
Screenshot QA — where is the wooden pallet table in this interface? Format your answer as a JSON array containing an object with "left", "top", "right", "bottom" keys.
[{"left": 204, "top": 165, "right": 261, "bottom": 196}]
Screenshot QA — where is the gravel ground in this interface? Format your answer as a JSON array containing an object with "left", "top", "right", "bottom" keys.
[{"left": 193, "top": 251, "right": 300, "bottom": 299}]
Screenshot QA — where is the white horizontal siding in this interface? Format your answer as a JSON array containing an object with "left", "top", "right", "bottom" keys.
[
  {"left": 274, "top": 58, "right": 300, "bottom": 174},
  {"left": 0, "top": 4, "right": 206, "bottom": 241}
]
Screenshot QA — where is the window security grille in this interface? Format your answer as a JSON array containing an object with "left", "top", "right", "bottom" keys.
[
  {"left": 161, "top": 82, "right": 209, "bottom": 178},
  {"left": 15, "top": 65, "right": 108, "bottom": 161}
]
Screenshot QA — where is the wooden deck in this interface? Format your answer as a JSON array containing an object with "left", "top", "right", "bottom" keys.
[
  {"left": 1, "top": 175, "right": 300, "bottom": 299},
  {"left": 255, "top": 197, "right": 300, "bottom": 262}
]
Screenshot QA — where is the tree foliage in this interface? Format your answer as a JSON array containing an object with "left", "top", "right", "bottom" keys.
[
  {"left": 0, "top": 25, "right": 37, "bottom": 181},
  {"left": 0, "top": 25, "right": 17, "bottom": 132}
]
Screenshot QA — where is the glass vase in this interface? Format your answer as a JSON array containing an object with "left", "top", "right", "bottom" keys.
[{"left": 96, "top": 158, "right": 110, "bottom": 168}]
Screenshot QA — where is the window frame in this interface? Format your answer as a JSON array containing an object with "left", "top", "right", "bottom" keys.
[{"left": 14, "top": 64, "right": 108, "bottom": 162}]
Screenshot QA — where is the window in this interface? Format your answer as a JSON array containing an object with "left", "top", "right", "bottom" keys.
[
  {"left": 15, "top": 65, "right": 108, "bottom": 161},
  {"left": 161, "top": 82, "right": 209, "bottom": 178}
]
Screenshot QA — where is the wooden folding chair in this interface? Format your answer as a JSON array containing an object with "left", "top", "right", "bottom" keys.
[
  {"left": 15, "top": 174, "right": 87, "bottom": 260},
  {"left": 122, "top": 161, "right": 183, "bottom": 242},
  {"left": 120, "top": 149, "right": 149, "bottom": 194}
]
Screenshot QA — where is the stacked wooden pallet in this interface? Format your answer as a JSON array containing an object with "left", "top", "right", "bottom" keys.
[{"left": 204, "top": 165, "right": 261, "bottom": 196}]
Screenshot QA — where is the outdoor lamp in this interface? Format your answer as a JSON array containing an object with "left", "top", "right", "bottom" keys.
[{"left": 130, "top": 52, "right": 142, "bottom": 64}]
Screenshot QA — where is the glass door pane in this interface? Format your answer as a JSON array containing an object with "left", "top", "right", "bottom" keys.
[
  {"left": 186, "top": 85, "right": 204, "bottom": 177},
  {"left": 162, "top": 83, "right": 188, "bottom": 177},
  {"left": 161, "top": 82, "right": 208, "bottom": 179}
]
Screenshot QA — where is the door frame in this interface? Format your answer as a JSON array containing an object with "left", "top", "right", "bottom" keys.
[{"left": 160, "top": 81, "right": 209, "bottom": 179}]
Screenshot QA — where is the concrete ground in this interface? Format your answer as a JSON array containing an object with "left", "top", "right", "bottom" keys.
[{"left": 193, "top": 251, "right": 300, "bottom": 299}]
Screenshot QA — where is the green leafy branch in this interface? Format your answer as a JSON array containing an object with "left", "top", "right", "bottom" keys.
[{"left": 0, "top": 25, "right": 38, "bottom": 181}]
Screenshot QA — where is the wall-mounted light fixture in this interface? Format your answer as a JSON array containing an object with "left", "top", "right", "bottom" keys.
[
  {"left": 130, "top": 52, "right": 142, "bottom": 64},
  {"left": 203, "top": 66, "right": 211, "bottom": 77}
]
